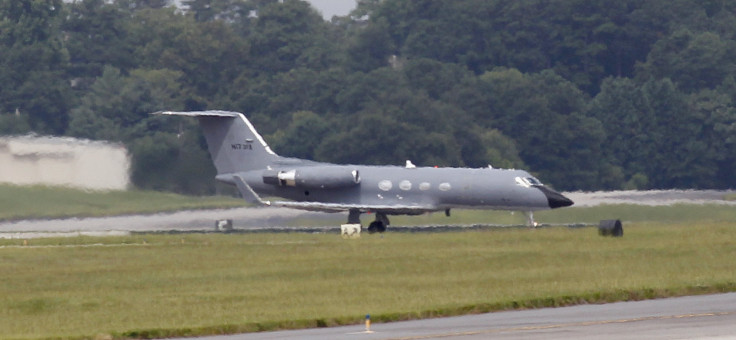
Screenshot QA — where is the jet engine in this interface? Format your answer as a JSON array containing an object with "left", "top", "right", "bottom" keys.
[{"left": 263, "top": 167, "right": 360, "bottom": 189}]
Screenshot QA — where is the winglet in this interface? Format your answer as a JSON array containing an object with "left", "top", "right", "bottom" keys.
[{"left": 233, "top": 175, "right": 271, "bottom": 206}]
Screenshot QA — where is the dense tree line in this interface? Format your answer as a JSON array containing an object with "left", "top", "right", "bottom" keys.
[{"left": 2, "top": 0, "right": 736, "bottom": 193}]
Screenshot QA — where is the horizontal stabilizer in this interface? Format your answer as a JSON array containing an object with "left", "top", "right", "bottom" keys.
[{"left": 152, "top": 110, "right": 242, "bottom": 118}]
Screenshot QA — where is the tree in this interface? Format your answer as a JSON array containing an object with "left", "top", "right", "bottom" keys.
[
  {"left": 0, "top": 0, "right": 71, "bottom": 134},
  {"left": 642, "top": 79, "right": 711, "bottom": 188},
  {"left": 587, "top": 77, "right": 653, "bottom": 186},
  {"left": 259, "top": 68, "right": 345, "bottom": 120},
  {"left": 183, "top": 0, "right": 255, "bottom": 22},
  {"left": 476, "top": 129, "right": 527, "bottom": 170},
  {"left": 67, "top": 66, "right": 153, "bottom": 141},
  {"left": 636, "top": 30, "right": 736, "bottom": 93},
  {"left": 589, "top": 77, "right": 715, "bottom": 189},
  {"left": 314, "top": 113, "right": 461, "bottom": 167},
  {"left": 268, "top": 110, "right": 331, "bottom": 159},
  {"left": 116, "top": 0, "right": 170, "bottom": 10},
  {"left": 473, "top": 68, "right": 603, "bottom": 189},
  {"left": 0, "top": 112, "right": 31, "bottom": 135},
  {"left": 344, "top": 17, "right": 395, "bottom": 72},
  {"left": 688, "top": 88, "right": 736, "bottom": 188},
  {"left": 129, "top": 128, "right": 216, "bottom": 194},
  {"left": 402, "top": 58, "right": 473, "bottom": 100},
  {"left": 2, "top": 0, "right": 734, "bottom": 193},
  {"left": 62, "top": 0, "right": 135, "bottom": 83},
  {"left": 247, "top": 0, "right": 337, "bottom": 73},
  {"left": 126, "top": 7, "right": 245, "bottom": 107}
]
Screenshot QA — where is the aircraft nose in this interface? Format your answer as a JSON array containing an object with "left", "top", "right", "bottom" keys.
[{"left": 535, "top": 186, "right": 574, "bottom": 209}]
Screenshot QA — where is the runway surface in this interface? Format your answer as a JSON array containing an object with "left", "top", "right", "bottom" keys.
[
  {"left": 1, "top": 190, "right": 734, "bottom": 237},
  {"left": 0, "top": 206, "right": 319, "bottom": 235},
  {"left": 190, "top": 293, "right": 736, "bottom": 340}
]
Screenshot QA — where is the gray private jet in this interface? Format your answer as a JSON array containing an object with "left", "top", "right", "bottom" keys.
[{"left": 154, "top": 111, "right": 573, "bottom": 232}]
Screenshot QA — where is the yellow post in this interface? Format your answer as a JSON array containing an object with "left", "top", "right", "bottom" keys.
[{"left": 365, "top": 314, "right": 371, "bottom": 332}]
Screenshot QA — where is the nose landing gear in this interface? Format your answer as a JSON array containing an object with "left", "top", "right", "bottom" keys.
[{"left": 524, "top": 211, "right": 538, "bottom": 227}]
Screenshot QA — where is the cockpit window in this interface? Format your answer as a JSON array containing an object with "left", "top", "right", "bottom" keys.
[
  {"left": 526, "top": 177, "right": 542, "bottom": 186},
  {"left": 515, "top": 176, "right": 543, "bottom": 188}
]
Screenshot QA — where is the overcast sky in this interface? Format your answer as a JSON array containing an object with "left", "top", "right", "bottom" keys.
[{"left": 306, "top": 0, "right": 357, "bottom": 20}]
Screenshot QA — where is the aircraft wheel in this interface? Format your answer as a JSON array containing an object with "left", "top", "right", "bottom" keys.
[{"left": 367, "top": 221, "right": 386, "bottom": 234}]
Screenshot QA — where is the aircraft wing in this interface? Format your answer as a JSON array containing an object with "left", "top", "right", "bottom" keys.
[
  {"left": 268, "top": 200, "right": 439, "bottom": 215},
  {"left": 232, "top": 175, "right": 437, "bottom": 215}
]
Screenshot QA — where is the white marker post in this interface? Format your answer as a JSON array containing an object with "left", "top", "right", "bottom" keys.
[{"left": 341, "top": 224, "right": 361, "bottom": 239}]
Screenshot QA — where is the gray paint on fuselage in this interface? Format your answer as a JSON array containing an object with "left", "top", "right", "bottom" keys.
[{"left": 238, "top": 164, "right": 550, "bottom": 212}]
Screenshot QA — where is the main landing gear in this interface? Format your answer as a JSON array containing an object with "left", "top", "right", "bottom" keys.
[
  {"left": 367, "top": 212, "right": 389, "bottom": 234},
  {"left": 347, "top": 209, "right": 389, "bottom": 234}
]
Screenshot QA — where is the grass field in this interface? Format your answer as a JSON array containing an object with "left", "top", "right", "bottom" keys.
[
  {"left": 387, "top": 202, "right": 736, "bottom": 226},
  {"left": 1, "top": 221, "right": 736, "bottom": 339},
  {"left": 2, "top": 185, "right": 736, "bottom": 339},
  {"left": 0, "top": 184, "right": 243, "bottom": 221}
]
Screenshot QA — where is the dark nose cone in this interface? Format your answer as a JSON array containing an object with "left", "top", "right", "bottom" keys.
[{"left": 535, "top": 186, "right": 574, "bottom": 209}]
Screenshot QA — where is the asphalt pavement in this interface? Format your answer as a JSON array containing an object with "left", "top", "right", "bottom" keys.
[{"left": 189, "top": 293, "right": 736, "bottom": 340}]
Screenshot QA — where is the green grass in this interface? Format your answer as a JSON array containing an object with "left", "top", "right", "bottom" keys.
[
  {"left": 3, "top": 185, "right": 736, "bottom": 339},
  {"left": 277, "top": 203, "right": 736, "bottom": 228},
  {"left": 1, "top": 222, "right": 736, "bottom": 339},
  {"left": 0, "top": 184, "right": 244, "bottom": 221},
  {"left": 386, "top": 203, "right": 736, "bottom": 226}
]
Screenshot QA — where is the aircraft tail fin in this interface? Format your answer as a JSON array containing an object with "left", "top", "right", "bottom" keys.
[{"left": 153, "top": 111, "right": 280, "bottom": 175}]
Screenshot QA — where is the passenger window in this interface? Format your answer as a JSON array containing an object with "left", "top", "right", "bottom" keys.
[
  {"left": 399, "top": 180, "right": 412, "bottom": 191},
  {"left": 378, "top": 180, "right": 392, "bottom": 191}
]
